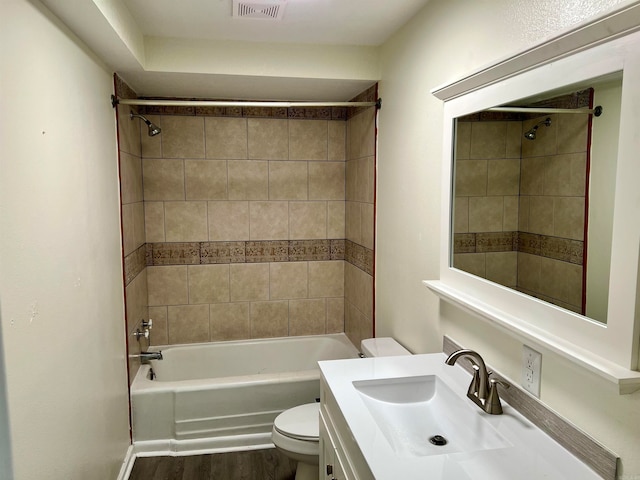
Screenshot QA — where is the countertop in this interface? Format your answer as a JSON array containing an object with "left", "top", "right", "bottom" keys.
[{"left": 319, "top": 353, "right": 602, "bottom": 480}]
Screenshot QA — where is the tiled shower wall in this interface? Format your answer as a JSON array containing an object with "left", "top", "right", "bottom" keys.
[
  {"left": 454, "top": 108, "right": 589, "bottom": 313},
  {"left": 117, "top": 78, "right": 377, "bottom": 362}
]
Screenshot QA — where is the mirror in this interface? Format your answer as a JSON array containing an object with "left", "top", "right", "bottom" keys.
[{"left": 451, "top": 76, "right": 622, "bottom": 324}]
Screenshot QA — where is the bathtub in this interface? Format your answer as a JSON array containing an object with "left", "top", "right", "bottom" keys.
[{"left": 130, "top": 333, "right": 360, "bottom": 455}]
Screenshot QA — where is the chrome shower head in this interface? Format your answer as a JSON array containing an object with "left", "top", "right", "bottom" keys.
[
  {"left": 524, "top": 117, "right": 551, "bottom": 140},
  {"left": 130, "top": 111, "right": 162, "bottom": 137}
]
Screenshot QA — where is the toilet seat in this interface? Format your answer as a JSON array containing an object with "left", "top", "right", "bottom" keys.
[{"left": 274, "top": 402, "right": 319, "bottom": 441}]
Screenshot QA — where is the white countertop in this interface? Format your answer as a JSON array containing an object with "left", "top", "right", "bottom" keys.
[{"left": 319, "top": 353, "right": 601, "bottom": 480}]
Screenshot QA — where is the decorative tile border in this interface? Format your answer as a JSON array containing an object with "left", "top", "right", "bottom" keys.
[
  {"left": 124, "top": 244, "right": 146, "bottom": 286},
  {"left": 454, "top": 231, "right": 584, "bottom": 265},
  {"left": 114, "top": 74, "right": 137, "bottom": 100},
  {"left": 346, "top": 84, "right": 378, "bottom": 120},
  {"left": 147, "top": 242, "right": 200, "bottom": 265},
  {"left": 345, "top": 240, "right": 374, "bottom": 276},
  {"left": 443, "top": 336, "right": 617, "bottom": 480}
]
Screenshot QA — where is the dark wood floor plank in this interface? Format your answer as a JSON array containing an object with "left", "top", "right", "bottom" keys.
[{"left": 129, "top": 448, "right": 297, "bottom": 480}]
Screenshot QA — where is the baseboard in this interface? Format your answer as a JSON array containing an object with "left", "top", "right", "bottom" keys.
[{"left": 116, "top": 445, "right": 135, "bottom": 480}]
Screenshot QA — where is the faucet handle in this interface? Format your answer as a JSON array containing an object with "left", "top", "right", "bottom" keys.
[
  {"left": 132, "top": 328, "right": 149, "bottom": 340},
  {"left": 486, "top": 377, "right": 510, "bottom": 415},
  {"left": 141, "top": 319, "right": 153, "bottom": 330}
]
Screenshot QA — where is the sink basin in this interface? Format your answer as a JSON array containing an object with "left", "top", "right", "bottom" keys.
[{"left": 353, "top": 375, "right": 510, "bottom": 457}]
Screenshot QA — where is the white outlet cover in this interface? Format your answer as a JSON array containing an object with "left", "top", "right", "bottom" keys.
[{"left": 522, "top": 345, "right": 542, "bottom": 397}]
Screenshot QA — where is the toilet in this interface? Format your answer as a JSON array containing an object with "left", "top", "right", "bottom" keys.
[{"left": 271, "top": 337, "right": 411, "bottom": 480}]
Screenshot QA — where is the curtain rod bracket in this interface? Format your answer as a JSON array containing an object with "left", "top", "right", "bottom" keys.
[
  {"left": 376, "top": 98, "right": 382, "bottom": 110},
  {"left": 594, "top": 105, "right": 603, "bottom": 117},
  {"left": 111, "top": 95, "right": 119, "bottom": 108}
]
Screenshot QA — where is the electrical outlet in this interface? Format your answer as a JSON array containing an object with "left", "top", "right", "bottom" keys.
[{"left": 522, "top": 345, "right": 542, "bottom": 397}]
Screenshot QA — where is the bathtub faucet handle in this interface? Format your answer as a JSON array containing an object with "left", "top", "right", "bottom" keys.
[
  {"left": 141, "top": 319, "right": 153, "bottom": 330},
  {"left": 132, "top": 328, "right": 149, "bottom": 340}
]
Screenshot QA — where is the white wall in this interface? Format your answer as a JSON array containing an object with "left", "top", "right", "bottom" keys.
[
  {"left": 0, "top": 1, "right": 131, "bottom": 479},
  {"left": 376, "top": 0, "right": 640, "bottom": 476}
]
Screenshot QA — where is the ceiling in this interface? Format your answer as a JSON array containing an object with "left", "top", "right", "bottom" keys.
[{"left": 41, "top": 0, "right": 431, "bottom": 101}]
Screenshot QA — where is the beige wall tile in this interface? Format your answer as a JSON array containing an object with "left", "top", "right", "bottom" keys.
[
  {"left": 250, "top": 301, "right": 289, "bottom": 338},
  {"left": 208, "top": 201, "right": 250, "bottom": 241},
  {"left": 356, "top": 157, "right": 374, "bottom": 203},
  {"left": 309, "top": 261, "right": 344, "bottom": 298},
  {"left": 122, "top": 203, "right": 145, "bottom": 256},
  {"left": 344, "top": 300, "right": 371, "bottom": 349},
  {"left": 148, "top": 306, "right": 168, "bottom": 345},
  {"left": 487, "top": 159, "right": 520, "bottom": 196},
  {"left": 503, "top": 196, "right": 519, "bottom": 231},
  {"left": 164, "top": 201, "right": 208, "bottom": 241},
  {"left": 145, "top": 202, "right": 165, "bottom": 242},
  {"left": 345, "top": 159, "right": 358, "bottom": 201},
  {"left": 228, "top": 160, "right": 268, "bottom": 200},
  {"left": 118, "top": 105, "right": 141, "bottom": 157},
  {"left": 120, "top": 152, "right": 143, "bottom": 205},
  {"left": 517, "top": 252, "right": 541, "bottom": 293},
  {"left": 289, "top": 120, "right": 328, "bottom": 160},
  {"left": 161, "top": 116, "right": 205, "bottom": 159},
  {"left": 361, "top": 203, "right": 375, "bottom": 250},
  {"left": 557, "top": 113, "right": 588, "bottom": 154},
  {"left": 147, "top": 266, "right": 188, "bottom": 306},
  {"left": 544, "top": 153, "right": 586, "bottom": 196},
  {"left": 125, "top": 269, "right": 148, "bottom": 335},
  {"left": 289, "top": 299, "right": 326, "bottom": 336},
  {"left": 205, "top": 117, "right": 248, "bottom": 159},
  {"left": 468, "top": 197, "right": 503, "bottom": 232},
  {"left": 344, "top": 262, "right": 373, "bottom": 318},
  {"left": 188, "top": 265, "right": 230, "bottom": 304},
  {"left": 327, "top": 201, "right": 345, "bottom": 238},
  {"left": 455, "top": 122, "right": 471, "bottom": 160},
  {"left": 521, "top": 115, "right": 557, "bottom": 158},
  {"left": 470, "top": 122, "right": 507, "bottom": 159},
  {"left": 554, "top": 197, "right": 585, "bottom": 240},
  {"left": 143, "top": 158, "right": 185, "bottom": 201},
  {"left": 250, "top": 201, "right": 289, "bottom": 240},
  {"left": 140, "top": 114, "right": 162, "bottom": 158},
  {"left": 453, "top": 253, "right": 486, "bottom": 278},
  {"left": 506, "top": 122, "right": 522, "bottom": 158},
  {"left": 248, "top": 118, "right": 288, "bottom": 160},
  {"left": 168, "top": 304, "right": 210, "bottom": 344},
  {"left": 309, "top": 162, "right": 345, "bottom": 200},
  {"left": 210, "top": 303, "right": 250, "bottom": 341},
  {"left": 230, "top": 263, "right": 269, "bottom": 301},
  {"left": 528, "top": 196, "right": 554, "bottom": 236},
  {"left": 185, "top": 160, "right": 228, "bottom": 200},
  {"left": 518, "top": 196, "right": 530, "bottom": 231},
  {"left": 345, "top": 201, "right": 361, "bottom": 244},
  {"left": 347, "top": 109, "right": 375, "bottom": 160},
  {"left": 539, "top": 257, "right": 583, "bottom": 307},
  {"left": 454, "top": 197, "right": 469, "bottom": 233},
  {"left": 270, "top": 262, "right": 308, "bottom": 299},
  {"left": 328, "top": 121, "right": 346, "bottom": 161},
  {"left": 290, "top": 201, "right": 327, "bottom": 239},
  {"left": 326, "top": 297, "right": 345, "bottom": 333},
  {"left": 269, "top": 161, "right": 308, "bottom": 200},
  {"left": 485, "top": 252, "right": 518, "bottom": 287},
  {"left": 455, "top": 160, "right": 487, "bottom": 197}
]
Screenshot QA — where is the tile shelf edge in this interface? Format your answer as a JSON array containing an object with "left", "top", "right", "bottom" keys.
[{"left": 423, "top": 279, "right": 640, "bottom": 394}]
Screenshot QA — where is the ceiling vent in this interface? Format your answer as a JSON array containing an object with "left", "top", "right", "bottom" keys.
[{"left": 233, "top": 0, "right": 287, "bottom": 20}]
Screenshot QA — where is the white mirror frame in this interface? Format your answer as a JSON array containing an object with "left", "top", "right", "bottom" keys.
[{"left": 425, "top": 2, "right": 640, "bottom": 394}]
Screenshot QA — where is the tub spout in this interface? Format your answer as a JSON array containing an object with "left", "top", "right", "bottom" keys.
[{"left": 130, "top": 351, "right": 163, "bottom": 364}]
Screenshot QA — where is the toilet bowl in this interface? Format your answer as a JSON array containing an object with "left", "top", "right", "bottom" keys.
[{"left": 271, "top": 337, "right": 411, "bottom": 480}]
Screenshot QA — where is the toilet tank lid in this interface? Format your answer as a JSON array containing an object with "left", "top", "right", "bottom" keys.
[{"left": 360, "top": 337, "right": 411, "bottom": 357}]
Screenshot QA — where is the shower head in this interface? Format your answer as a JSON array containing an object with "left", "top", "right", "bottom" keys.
[
  {"left": 130, "top": 111, "right": 161, "bottom": 136},
  {"left": 524, "top": 117, "right": 551, "bottom": 140}
]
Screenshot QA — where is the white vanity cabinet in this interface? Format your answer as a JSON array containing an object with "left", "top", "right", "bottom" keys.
[{"left": 320, "top": 375, "right": 374, "bottom": 480}]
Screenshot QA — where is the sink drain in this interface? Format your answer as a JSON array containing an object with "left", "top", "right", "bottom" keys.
[{"left": 429, "top": 435, "right": 448, "bottom": 446}]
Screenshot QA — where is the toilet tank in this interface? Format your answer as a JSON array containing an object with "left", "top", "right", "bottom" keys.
[{"left": 360, "top": 338, "right": 411, "bottom": 357}]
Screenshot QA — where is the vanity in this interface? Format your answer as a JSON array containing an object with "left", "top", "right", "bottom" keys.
[{"left": 319, "top": 354, "right": 604, "bottom": 480}]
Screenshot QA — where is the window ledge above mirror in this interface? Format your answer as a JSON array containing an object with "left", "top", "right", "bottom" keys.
[
  {"left": 424, "top": 280, "right": 640, "bottom": 395},
  {"left": 429, "top": 1, "right": 640, "bottom": 394}
]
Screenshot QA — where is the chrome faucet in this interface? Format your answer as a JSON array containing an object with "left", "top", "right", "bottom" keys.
[
  {"left": 445, "top": 349, "right": 510, "bottom": 415},
  {"left": 131, "top": 351, "right": 163, "bottom": 364}
]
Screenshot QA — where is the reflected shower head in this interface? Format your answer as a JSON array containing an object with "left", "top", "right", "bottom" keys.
[
  {"left": 130, "top": 111, "right": 161, "bottom": 136},
  {"left": 524, "top": 117, "right": 551, "bottom": 140}
]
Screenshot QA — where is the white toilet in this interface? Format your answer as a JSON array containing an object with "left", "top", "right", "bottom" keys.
[{"left": 271, "top": 337, "right": 411, "bottom": 480}]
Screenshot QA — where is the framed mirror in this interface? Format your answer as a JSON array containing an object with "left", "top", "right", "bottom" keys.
[
  {"left": 426, "top": 8, "right": 640, "bottom": 389},
  {"left": 451, "top": 77, "right": 620, "bottom": 325}
]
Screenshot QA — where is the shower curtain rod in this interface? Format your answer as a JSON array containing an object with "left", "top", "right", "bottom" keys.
[
  {"left": 111, "top": 95, "right": 382, "bottom": 109},
  {"left": 486, "top": 105, "right": 603, "bottom": 116}
]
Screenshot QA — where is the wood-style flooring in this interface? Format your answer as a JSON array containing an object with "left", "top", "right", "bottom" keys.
[{"left": 128, "top": 449, "right": 297, "bottom": 480}]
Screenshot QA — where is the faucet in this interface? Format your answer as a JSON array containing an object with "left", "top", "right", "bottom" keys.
[
  {"left": 131, "top": 351, "right": 163, "bottom": 364},
  {"left": 445, "top": 349, "right": 509, "bottom": 415}
]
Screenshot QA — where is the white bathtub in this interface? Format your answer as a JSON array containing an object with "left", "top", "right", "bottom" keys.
[{"left": 130, "top": 333, "right": 360, "bottom": 455}]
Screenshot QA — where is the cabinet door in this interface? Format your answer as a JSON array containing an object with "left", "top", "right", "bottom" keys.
[{"left": 320, "top": 414, "right": 350, "bottom": 480}]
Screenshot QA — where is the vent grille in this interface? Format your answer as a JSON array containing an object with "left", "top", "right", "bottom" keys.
[{"left": 233, "top": 0, "right": 287, "bottom": 20}]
